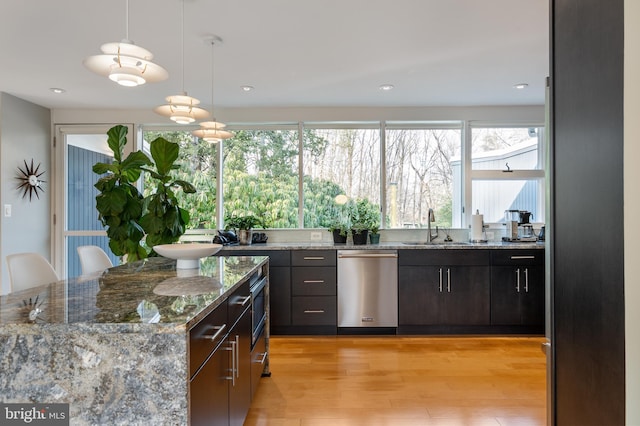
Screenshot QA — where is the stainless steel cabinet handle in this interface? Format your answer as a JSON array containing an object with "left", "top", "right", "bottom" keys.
[
  {"left": 303, "top": 280, "right": 325, "bottom": 284},
  {"left": 303, "top": 310, "right": 325, "bottom": 314},
  {"left": 524, "top": 268, "right": 529, "bottom": 293},
  {"left": 235, "top": 335, "right": 240, "bottom": 379},
  {"left": 258, "top": 352, "right": 268, "bottom": 365},
  {"left": 447, "top": 268, "right": 451, "bottom": 293},
  {"left": 207, "top": 324, "right": 227, "bottom": 341},
  {"left": 237, "top": 295, "right": 251, "bottom": 307},
  {"left": 303, "top": 256, "right": 325, "bottom": 260},
  {"left": 227, "top": 340, "right": 237, "bottom": 386},
  {"left": 510, "top": 255, "right": 535, "bottom": 260},
  {"left": 516, "top": 268, "right": 521, "bottom": 292},
  {"left": 438, "top": 268, "right": 443, "bottom": 292}
]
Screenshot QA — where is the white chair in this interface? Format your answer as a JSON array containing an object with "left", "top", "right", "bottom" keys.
[
  {"left": 77, "top": 245, "right": 113, "bottom": 275},
  {"left": 6, "top": 252, "right": 59, "bottom": 293}
]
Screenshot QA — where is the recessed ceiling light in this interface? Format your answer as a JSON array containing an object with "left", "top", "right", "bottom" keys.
[
  {"left": 50, "top": 88, "right": 66, "bottom": 94},
  {"left": 513, "top": 83, "right": 529, "bottom": 89},
  {"left": 379, "top": 84, "right": 394, "bottom": 91},
  {"left": 241, "top": 85, "right": 254, "bottom": 92}
]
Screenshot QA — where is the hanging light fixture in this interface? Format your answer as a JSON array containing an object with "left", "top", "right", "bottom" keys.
[
  {"left": 83, "top": 0, "right": 168, "bottom": 87},
  {"left": 154, "top": 0, "right": 209, "bottom": 124},
  {"left": 192, "top": 37, "right": 233, "bottom": 143}
]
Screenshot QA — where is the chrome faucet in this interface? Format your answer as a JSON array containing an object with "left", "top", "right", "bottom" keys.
[{"left": 427, "top": 208, "right": 439, "bottom": 242}]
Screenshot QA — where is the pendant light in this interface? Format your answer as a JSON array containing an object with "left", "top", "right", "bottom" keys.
[
  {"left": 154, "top": 0, "right": 209, "bottom": 124},
  {"left": 83, "top": 0, "right": 168, "bottom": 87},
  {"left": 192, "top": 37, "right": 233, "bottom": 143}
]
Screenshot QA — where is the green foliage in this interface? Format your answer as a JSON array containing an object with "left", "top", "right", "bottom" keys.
[
  {"left": 224, "top": 214, "right": 264, "bottom": 231},
  {"left": 348, "top": 199, "right": 380, "bottom": 234},
  {"left": 140, "top": 137, "right": 196, "bottom": 251},
  {"left": 93, "top": 125, "right": 152, "bottom": 261},
  {"left": 94, "top": 126, "right": 195, "bottom": 261}
]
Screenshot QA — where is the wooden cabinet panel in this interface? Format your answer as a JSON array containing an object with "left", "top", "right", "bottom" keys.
[
  {"left": 399, "top": 264, "right": 490, "bottom": 326},
  {"left": 291, "top": 266, "right": 336, "bottom": 296},
  {"left": 269, "top": 266, "right": 291, "bottom": 327},
  {"left": 292, "top": 296, "right": 337, "bottom": 326},
  {"left": 190, "top": 341, "right": 229, "bottom": 426},
  {"left": 291, "top": 250, "right": 336, "bottom": 266},
  {"left": 489, "top": 265, "right": 545, "bottom": 326}
]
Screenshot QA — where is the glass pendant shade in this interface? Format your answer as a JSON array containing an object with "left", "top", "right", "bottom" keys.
[
  {"left": 84, "top": 41, "right": 169, "bottom": 87},
  {"left": 192, "top": 121, "right": 233, "bottom": 142},
  {"left": 154, "top": 93, "right": 210, "bottom": 124}
]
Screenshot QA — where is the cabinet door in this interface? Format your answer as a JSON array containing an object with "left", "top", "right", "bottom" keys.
[
  {"left": 228, "top": 307, "right": 252, "bottom": 426},
  {"left": 490, "top": 266, "right": 522, "bottom": 325},
  {"left": 491, "top": 265, "right": 544, "bottom": 326},
  {"left": 444, "top": 266, "right": 490, "bottom": 325},
  {"left": 269, "top": 266, "right": 291, "bottom": 327},
  {"left": 398, "top": 265, "right": 445, "bottom": 325},
  {"left": 190, "top": 343, "right": 229, "bottom": 426},
  {"left": 520, "top": 266, "right": 544, "bottom": 326}
]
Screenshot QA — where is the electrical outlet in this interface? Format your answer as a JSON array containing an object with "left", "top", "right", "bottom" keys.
[
  {"left": 310, "top": 231, "right": 322, "bottom": 241},
  {"left": 4, "top": 204, "right": 11, "bottom": 217}
]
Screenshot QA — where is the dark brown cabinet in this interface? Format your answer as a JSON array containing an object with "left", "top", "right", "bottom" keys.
[
  {"left": 221, "top": 249, "right": 291, "bottom": 331},
  {"left": 398, "top": 250, "right": 490, "bottom": 333},
  {"left": 189, "top": 278, "right": 257, "bottom": 426},
  {"left": 290, "top": 250, "right": 337, "bottom": 332},
  {"left": 490, "top": 250, "right": 544, "bottom": 331}
]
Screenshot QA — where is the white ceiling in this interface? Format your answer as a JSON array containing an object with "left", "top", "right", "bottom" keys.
[{"left": 0, "top": 0, "right": 548, "bottom": 112}]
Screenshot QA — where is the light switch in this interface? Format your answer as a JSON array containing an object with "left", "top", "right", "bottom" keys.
[{"left": 4, "top": 204, "right": 11, "bottom": 217}]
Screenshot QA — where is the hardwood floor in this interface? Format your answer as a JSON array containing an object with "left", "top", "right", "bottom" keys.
[{"left": 245, "top": 336, "right": 546, "bottom": 426}]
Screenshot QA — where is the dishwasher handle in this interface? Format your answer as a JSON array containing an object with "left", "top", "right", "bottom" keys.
[{"left": 338, "top": 253, "right": 398, "bottom": 259}]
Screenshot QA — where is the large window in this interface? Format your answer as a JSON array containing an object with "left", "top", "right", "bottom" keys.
[
  {"left": 223, "top": 127, "right": 299, "bottom": 228},
  {"left": 469, "top": 126, "right": 545, "bottom": 223},
  {"left": 142, "top": 121, "right": 544, "bottom": 231},
  {"left": 385, "top": 124, "right": 462, "bottom": 228},
  {"left": 302, "top": 125, "right": 380, "bottom": 228}
]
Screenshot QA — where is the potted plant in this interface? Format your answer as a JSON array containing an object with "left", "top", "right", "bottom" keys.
[
  {"left": 369, "top": 223, "right": 381, "bottom": 244},
  {"left": 349, "top": 199, "right": 379, "bottom": 245},
  {"left": 93, "top": 125, "right": 195, "bottom": 262},
  {"left": 328, "top": 219, "right": 349, "bottom": 244},
  {"left": 225, "top": 214, "right": 263, "bottom": 245}
]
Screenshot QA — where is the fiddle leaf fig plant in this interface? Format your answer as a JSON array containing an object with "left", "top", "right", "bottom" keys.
[
  {"left": 93, "top": 125, "right": 196, "bottom": 262},
  {"left": 140, "top": 137, "right": 196, "bottom": 250},
  {"left": 93, "top": 125, "right": 152, "bottom": 262}
]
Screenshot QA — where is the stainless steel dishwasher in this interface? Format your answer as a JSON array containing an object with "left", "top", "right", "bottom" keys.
[{"left": 337, "top": 250, "right": 398, "bottom": 329}]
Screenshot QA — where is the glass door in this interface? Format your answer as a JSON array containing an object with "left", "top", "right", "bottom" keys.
[{"left": 53, "top": 125, "right": 134, "bottom": 278}]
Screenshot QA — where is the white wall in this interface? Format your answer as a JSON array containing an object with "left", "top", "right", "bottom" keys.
[
  {"left": 52, "top": 105, "right": 544, "bottom": 126},
  {"left": 0, "top": 93, "right": 51, "bottom": 294},
  {"left": 625, "top": 0, "right": 640, "bottom": 422}
]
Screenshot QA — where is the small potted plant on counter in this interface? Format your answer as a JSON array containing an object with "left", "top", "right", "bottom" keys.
[
  {"left": 224, "top": 214, "right": 263, "bottom": 245},
  {"left": 328, "top": 218, "right": 349, "bottom": 244},
  {"left": 349, "top": 199, "right": 379, "bottom": 245}
]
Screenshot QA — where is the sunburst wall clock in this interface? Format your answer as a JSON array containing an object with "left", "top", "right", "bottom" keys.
[{"left": 16, "top": 159, "right": 46, "bottom": 201}]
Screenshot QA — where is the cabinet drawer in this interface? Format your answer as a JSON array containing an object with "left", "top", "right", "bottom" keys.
[
  {"left": 291, "top": 250, "right": 336, "bottom": 267},
  {"left": 189, "top": 303, "right": 228, "bottom": 378},
  {"left": 491, "top": 250, "right": 544, "bottom": 266},
  {"left": 228, "top": 280, "right": 251, "bottom": 327},
  {"left": 291, "top": 267, "right": 336, "bottom": 295},
  {"left": 231, "top": 250, "right": 290, "bottom": 267},
  {"left": 399, "top": 249, "right": 490, "bottom": 266},
  {"left": 292, "top": 296, "right": 337, "bottom": 325},
  {"left": 250, "top": 328, "right": 268, "bottom": 398}
]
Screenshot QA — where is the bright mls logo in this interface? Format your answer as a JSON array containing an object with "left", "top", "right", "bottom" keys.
[{"left": 0, "top": 404, "right": 69, "bottom": 425}]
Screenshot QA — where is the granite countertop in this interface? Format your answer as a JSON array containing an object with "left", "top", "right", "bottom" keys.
[
  {"left": 0, "top": 255, "right": 268, "bottom": 329},
  {"left": 220, "top": 241, "right": 546, "bottom": 251}
]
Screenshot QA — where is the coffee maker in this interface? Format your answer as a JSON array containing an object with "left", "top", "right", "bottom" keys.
[{"left": 518, "top": 211, "right": 536, "bottom": 241}]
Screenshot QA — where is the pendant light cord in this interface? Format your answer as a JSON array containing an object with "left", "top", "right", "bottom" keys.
[
  {"left": 181, "top": 0, "right": 185, "bottom": 94},
  {"left": 124, "top": 0, "right": 130, "bottom": 41},
  {"left": 210, "top": 40, "right": 215, "bottom": 119}
]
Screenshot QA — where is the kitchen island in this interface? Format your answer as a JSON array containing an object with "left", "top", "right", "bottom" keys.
[{"left": 0, "top": 255, "right": 269, "bottom": 425}]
